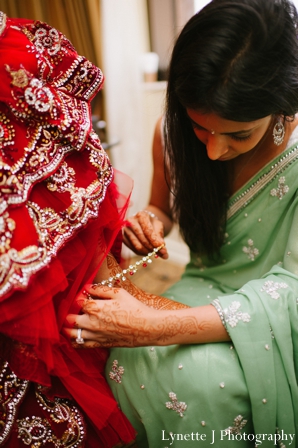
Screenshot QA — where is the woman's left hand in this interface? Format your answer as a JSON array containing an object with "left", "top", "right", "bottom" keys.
[{"left": 123, "top": 211, "right": 168, "bottom": 259}]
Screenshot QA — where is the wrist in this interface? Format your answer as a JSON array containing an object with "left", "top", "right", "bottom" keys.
[
  {"left": 145, "top": 309, "right": 200, "bottom": 346},
  {"left": 137, "top": 209, "right": 158, "bottom": 219}
]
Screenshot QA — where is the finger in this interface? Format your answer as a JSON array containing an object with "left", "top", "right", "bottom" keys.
[
  {"left": 123, "top": 227, "right": 151, "bottom": 255},
  {"left": 63, "top": 312, "right": 96, "bottom": 332},
  {"left": 136, "top": 213, "right": 163, "bottom": 245},
  {"left": 145, "top": 217, "right": 164, "bottom": 240},
  {"left": 148, "top": 221, "right": 168, "bottom": 258},
  {"left": 63, "top": 326, "right": 97, "bottom": 341},
  {"left": 126, "top": 221, "right": 168, "bottom": 259},
  {"left": 128, "top": 212, "right": 163, "bottom": 247},
  {"left": 63, "top": 326, "right": 75, "bottom": 338},
  {"left": 64, "top": 324, "right": 131, "bottom": 347},
  {"left": 125, "top": 225, "right": 165, "bottom": 256},
  {"left": 124, "top": 222, "right": 155, "bottom": 252},
  {"left": 63, "top": 312, "right": 109, "bottom": 338},
  {"left": 72, "top": 340, "right": 102, "bottom": 348},
  {"left": 124, "top": 212, "right": 167, "bottom": 256},
  {"left": 64, "top": 313, "right": 78, "bottom": 328},
  {"left": 156, "top": 246, "right": 169, "bottom": 260},
  {"left": 82, "top": 285, "right": 121, "bottom": 302},
  {"left": 63, "top": 327, "right": 102, "bottom": 347}
]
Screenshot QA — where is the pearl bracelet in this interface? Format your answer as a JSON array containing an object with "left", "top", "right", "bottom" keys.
[
  {"left": 94, "top": 244, "right": 164, "bottom": 288},
  {"left": 211, "top": 298, "right": 229, "bottom": 332}
]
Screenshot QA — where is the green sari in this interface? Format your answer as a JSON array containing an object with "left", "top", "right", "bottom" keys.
[{"left": 106, "top": 130, "right": 298, "bottom": 447}]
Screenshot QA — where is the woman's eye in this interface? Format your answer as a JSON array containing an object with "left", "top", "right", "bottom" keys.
[
  {"left": 230, "top": 134, "right": 252, "bottom": 142},
  {"left": 191, "top": 121, "right": 252, "bottom": 142},
  {"left": 192, "top": 122, "right": 204, "bottom": 131}
]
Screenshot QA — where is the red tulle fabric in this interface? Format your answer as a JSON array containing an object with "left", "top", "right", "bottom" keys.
[
  {"left": 0, "top": 177, "right": 136, "bottom": 447},
  {"left": 0, "top": 12, "right": 136, "bottom": 447}
]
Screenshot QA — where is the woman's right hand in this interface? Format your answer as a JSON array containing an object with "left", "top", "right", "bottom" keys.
[
  {"left": 123, "top": 210, "right": 169, "bottom": 259},
  {"left": 63, "top": 284, "right": 229, "bottom": 348},
  {"left": 64, "top": 285, "right": 164, "bottom": 348}
]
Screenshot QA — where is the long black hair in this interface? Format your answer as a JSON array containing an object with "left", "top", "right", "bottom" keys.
[{"left": 165, "top": 0, "right": 298, "bottom": 258}]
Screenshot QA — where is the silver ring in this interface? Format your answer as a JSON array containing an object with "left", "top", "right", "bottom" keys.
[{"left": 75, "top": 328, "right": 84, "bottom": 345}]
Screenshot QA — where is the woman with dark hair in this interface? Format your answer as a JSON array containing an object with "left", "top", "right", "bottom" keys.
[{"left": 65, "top": 0, "right": 298, "bottom": 446}]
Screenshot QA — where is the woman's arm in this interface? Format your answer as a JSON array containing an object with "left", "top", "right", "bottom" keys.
[
  {"left": 64, "top": 285, "right": 229, "bottom": 347},
  {"left": 123, "top": 116, "right": 173, "bottom": 259},
  {"left": 63, "top": 253, "right": 229, "bottom": 347},
  {"left": 93, "top": 252, "right": 189, "bottom": 310}
]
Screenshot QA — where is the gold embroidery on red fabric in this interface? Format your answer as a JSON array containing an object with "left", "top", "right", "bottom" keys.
[
  {"left": 28, "top": 130, "right": 59, "bottom": 168},
  {"left": 22, "top": 22, "right": 103, "bottom": 102},
  {"left": 0, "top": 212, "right": 15, "bottom": 254},
  {"left": 1, "top": 33, "right": 104, "bottom": 207},
  {"left": 0, "top": 121, "right": 70, "bottom": 204},
  {"left": 87, "top": 132, "right": 111, "bottom": 171},
  {"left": 0, "top": 111, "right": 15, "bottom": 153},
  {"left": 7, "top": 65, "right": 57, "bottom": 118},
  {"left": 0, "top": 360, "right": 86, "bottom": 447},
  {"left": 0, "top": 18, "right": 111, "bottom": 295},
  {"left": 0, "top": 209, "right": 49, "bottom": 296},
  {"left": 0, "top": 150, "right": 112, "bottom": 295},
  {"left": 46, "top": 162, "right": 76, "bottom": 193},
  {"left": 21, "top": 23, "right": 66, "bottom": 67},
  {"left": 34, "top": 26, "right": 62, "bottom": 56},
  {"left": 0, "top": 11, "right": 6, "bottom": 35},
  {"left": 28, "top": 174, "right": 111, "bottom": 254},
  {"left": 54, "top": 93, "right": 90, "bottom": 150},
  {"left": 17, "top": 385, "right": 85, "bottom": 447},
  {"left": 5, "top": 65, "right": 30, "bottom": 88},
  {"left": 0, "top": 360, "right": 29, "bottom": 445},
  {"left": 0, "top": 245, "right": 48, "bottom": 295},
  {"left": 26, "top": 147, "right": 112, "bottom": 259}
]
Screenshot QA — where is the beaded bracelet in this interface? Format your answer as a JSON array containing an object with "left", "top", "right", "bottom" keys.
[
  {"left": 211, "top": 298, "right": 229, "bottom": 332},
  {"left": 94, "top": 244, "right": 164, "bottom": 288}
]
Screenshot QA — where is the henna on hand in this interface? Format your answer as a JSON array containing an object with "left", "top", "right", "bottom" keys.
[
  {"left": 81, "top": 296, "right": 209, "bottom": 347},
  {"left": 123, "top": 281, "right": 189, "bottom": 310},
  {"left": 94, "top": 253, "right": 189, "bottom": 310}
]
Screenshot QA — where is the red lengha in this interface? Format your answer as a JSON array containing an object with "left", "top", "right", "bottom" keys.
[{"left": 0, "top": 12, "right": 135, "bottom": 447}]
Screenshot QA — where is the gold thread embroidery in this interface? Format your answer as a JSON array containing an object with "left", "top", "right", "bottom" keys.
[
  {"left": 0, "top": 360, "right": 29, "bottom": 445},
  {"left": 5, "top": 65, "right": 29, "bottom": 88},
  {"left": 16, "top": 385, "right": 85, "bottom": 447},
  {"left": 0, "top": 11, "right": 7, "bottom": 36}
]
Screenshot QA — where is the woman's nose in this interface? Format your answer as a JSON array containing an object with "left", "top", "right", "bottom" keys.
[{"left": 205, "top": 135, "right": 229, "bottom": 160}]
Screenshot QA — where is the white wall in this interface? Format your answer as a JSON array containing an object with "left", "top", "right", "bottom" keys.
[
  {"left": 100, "top": 0, "right": 152, "bottom": 215},
  {"left": 194, "top": 0, "right": 298, "bottom": 12},
  {"left": 194, "top": 0, "right": 211, "bottom": 12},
  {"left": 99, "top": 0, "right": 213, "bottom": 221},
  {"left": 100, "top": 0, "right": 191, "bottom": 264}
]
